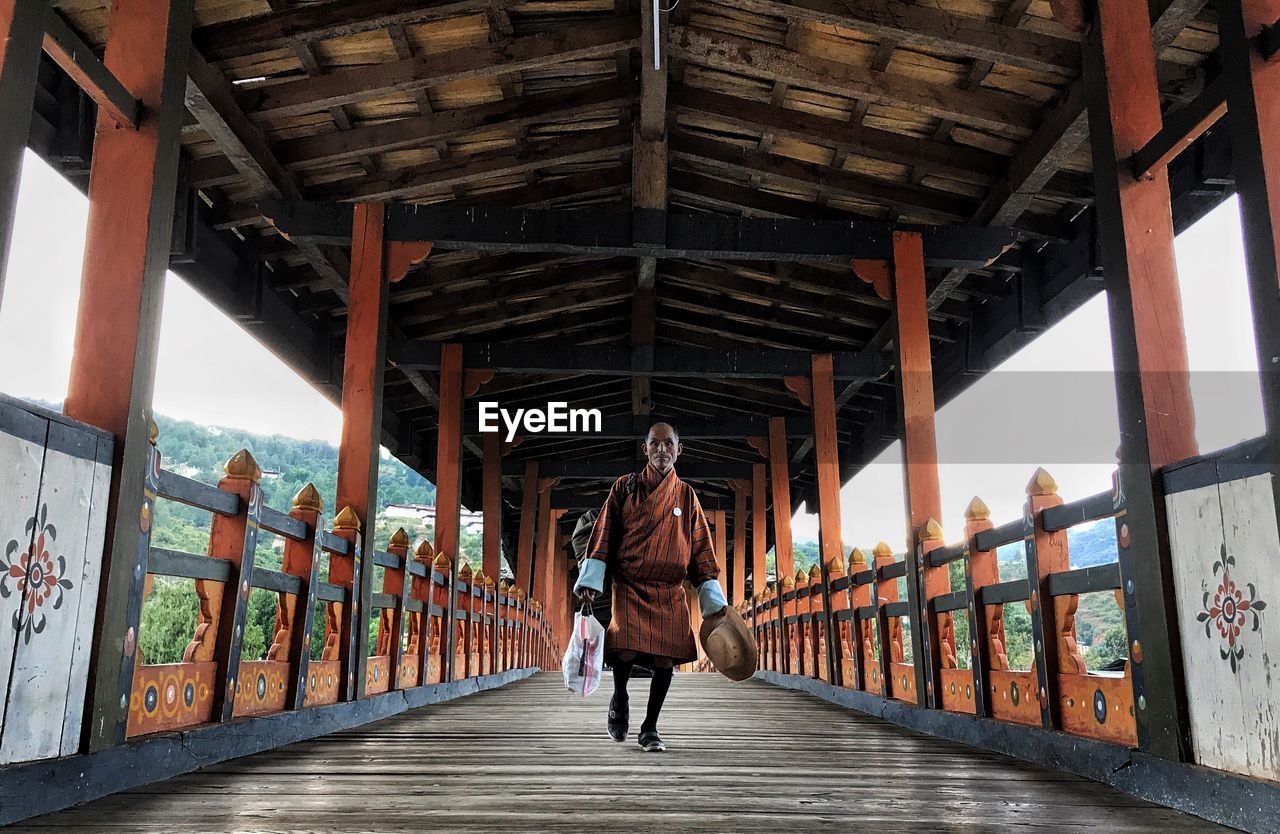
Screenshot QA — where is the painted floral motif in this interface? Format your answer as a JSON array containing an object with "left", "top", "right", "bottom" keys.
[
  {"left": 1, "top": 503, "right": 74, "bottom": 643},
  {"left": 1197, "top": 550, "right": 1267, "bottom": 673}
]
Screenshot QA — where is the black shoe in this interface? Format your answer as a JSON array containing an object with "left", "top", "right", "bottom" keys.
[
  {"left": 607, "top": 696, "right": 628, "bottom": 742},
  {"left": 637, "top": 730, "right": 666, "bottom": 752}
]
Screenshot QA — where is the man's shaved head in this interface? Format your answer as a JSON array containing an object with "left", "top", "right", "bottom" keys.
[{"left": 644, "top": 422, "right": 683, "bottom": 475}]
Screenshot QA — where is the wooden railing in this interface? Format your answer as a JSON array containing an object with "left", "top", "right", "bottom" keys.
[
  {"left": 751, "top": 467, "right": 1138, "bottom": 747},
  {"left": 122, "top": 440, "right": 555, "bottom": 739}
]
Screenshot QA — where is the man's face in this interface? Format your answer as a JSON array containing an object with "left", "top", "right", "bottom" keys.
[{"left": 644, "top": 424, "right": 682, "bottom": 474}]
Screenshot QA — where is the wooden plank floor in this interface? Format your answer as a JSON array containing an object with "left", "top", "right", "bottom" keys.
[{"left": 12, "top": 673, "right": 1230, "bottom": 832}]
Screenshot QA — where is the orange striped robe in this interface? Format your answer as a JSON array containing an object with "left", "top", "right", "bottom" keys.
[{"left": 583, "top": 463, "right": 719, "bottom": 663}]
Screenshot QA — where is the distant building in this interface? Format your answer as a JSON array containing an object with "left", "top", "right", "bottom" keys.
[{"left": 385, "top": 503, "right": 484, "bottom": 533}]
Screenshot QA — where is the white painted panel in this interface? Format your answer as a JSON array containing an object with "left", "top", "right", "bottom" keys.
[
  {"left": 1215, "top": 475, "right": 1280, "bottom": 780},
  {"left": 59, "top": 454, "right": 110, "bottom": 756},
  {"left": 1168, "top": 475, "right": 1280, "bottom": 781},
  {"left": 0, "top": 442, "right": 99, "bottom": 763},
  {"left": 0, "top": 426, "right": 48, "bottom": 749}
]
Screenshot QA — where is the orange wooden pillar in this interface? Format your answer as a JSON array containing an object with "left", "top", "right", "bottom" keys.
[
  {"left": 709, "top": 509, "right": 727, "bottom": 597},
  {"left": 890, "top": 230, "right": 947, "bottom": 708},
  {"left": 0, "top": 0, "right": 45, "bottom": 302},
  {"left": 69, "top": 0, "right": 194, "bottom": 752},
  {"left": 751, "top": 462, "right": 767, "bottom": 596},
  {"left": 435, "top": 343, "right": 464, "bottom": 680},
  {"left": 731, "top": 481, "right": 747, "bottom": 603},
  {"left": 482, "top": 433, "right": 503, "bottom": 664},
  {"left": 532, "top": 479, "right": 554, "bottom": 614},
  {"left": 767, "top": 416, "right": 795, "bottom": 580},
  {"left": 515, "top": 460, "right": 539, "bottom": 596},
  {"left": 333, "top": 202, "right": 391, "bottom": 698},
  {"left": 1084, "top": 0, "right": 1197, "bottom": 760},
  {"left": 810, "top": 353, "right": 843, "bottom": 683}
]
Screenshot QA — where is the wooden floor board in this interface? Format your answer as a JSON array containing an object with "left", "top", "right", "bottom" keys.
[{"left": 10, "top": 673, "right": 1232, "bottom": 832}]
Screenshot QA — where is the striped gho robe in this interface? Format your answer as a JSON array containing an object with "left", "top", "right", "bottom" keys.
[{"left": 574, "top": 463, "right": 727, "bottom": 663}]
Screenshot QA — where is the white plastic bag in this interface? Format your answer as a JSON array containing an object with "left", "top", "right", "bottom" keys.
[{"left": 562, "top": 607, "right": 605, "bottom": 697}]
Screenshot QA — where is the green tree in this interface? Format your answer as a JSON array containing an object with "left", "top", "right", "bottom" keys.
[
  {"left": 139, "top": 579, "right": 199, "bottom": 664},
  {"left": 1087, "top": 623, "right": 1129, "bottom": 670}
]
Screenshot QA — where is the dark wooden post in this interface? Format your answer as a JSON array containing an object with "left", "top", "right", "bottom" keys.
[
  {"left": 515, "top": 460, "right": 539, "bottom": 596},
  {"left": 435, "top": 342, "right": 464, "bottom": 680},
  {"left": 482, "top": 433, "right": 502, "bottom": 592},
  {"left": 335, "top": 201, "right": 390, "bottom": 699},
  {"left": 731, "top": 481, "right": 747, "bottom": 603},
  {"left": 70, "top": 0, "right": 194, "bottom": 752},
  {"left": 752, "top": 462, "right": 768, "bottom": 596},
  {"left": 709, "top": 509, "right": 728, "bottom": 599},
  {"left": 532, "top": 480, "right": 554, "bottom": 615},
  {"left": 1084, "top": 0, "right": 1198, "bottom": 760},
  {"left": 1218, "top": 0, "right": 1280, "bottom": 548},
  {"left": 811, "top": 353, "right": 843, "bottom": 684},
  {"left": 0, "top": 0, "right": 45, "bottom": 304},
  {"left": 767, "top": 416, "right": 795, "bottom": 580}
]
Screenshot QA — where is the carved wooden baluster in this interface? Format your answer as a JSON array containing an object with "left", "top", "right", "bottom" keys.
[
  {"left": 965, "top": 497, "right": 1002, "bottom": 720},
  {"left": 848, "top": 548, "right": 873, "bottom": 691},
  {"left": 406, "top": 539, "right": 433, "bottom": 687},
  {"left": 918, "top": 519, "right": 955, "bottom": 709},
  {"left": 498, "top": 579, "right": 513, "bottom": 672},
  {"left": 329, "top": 506, "right": 363, "bottom": 702},
  {"left": 381, "top": 528, "right": 410, "bottom": 689},
  {"left": 795, "top": 568, "right": 811, "bottom": 676},
  {"left": 872, "top": 542, "right": 901, "bottom": 697},
  {"left": 806, "top": 564, "right": 824, "bottom": 680},
  {"left": 827, "top": 554, "right": 850, "bottom": 685},
  {"left": 471, "top": 568, "right": 487, "bottom": 676},
  {"left": 456, "top": 562, "right": 474, "bottom": 677},
  {"left": 431, "top": 549, "right": 452, "bottom": 683},
  {"left": 779, "top": 572, "right": 795, "bottom": 674},
  {"left": 278, "top": 483, "right": 322, "bottom": 710},
  {"left": 483, "top": 573, "right": 497, "bottom": 676},
  {"left": 1025, "top": 467, "right": 1071, "bottom": 729}
]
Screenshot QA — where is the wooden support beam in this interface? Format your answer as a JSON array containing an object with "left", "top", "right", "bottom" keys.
[
  {"left": 1130, "top": 75, "right": 1227, "bottom": 181},
  {"left": 731, "top": 0, "right": 1080, "bottom": 76},
  {"left": 0, "top": 0, "right": 44, "bottom": 305},
  {"left": 435, "top": 343, "right": 465, "bottom": 680},
  {"left": 670, "top": 25, "right": 1042, "bottom": 134},
  {"left": 334, "top": 203, "right": 391, "bottom": 699},
  {"left": 732, "top": 481, "right": 747, "bottom": 603},
  {"left": 237, "top": 19, "right": 640, "bottom": 119},
  {"left": 811, "top": 352, "right": 843, "bottom": 681},
  {"left": 482, "top": 431, "right": 502, "bottom": 588},
  {"left": 515, "top": 460, "right": 539, "bottom": 596},
  {"left": 1084, "top": 0, "right": 1195, "bottom": 760},
  {"left": 263, "top": 200, "right": 1019, "bottom": 266},
  {"left": 669, "top": 86, "right": 1005, "bottom": 183},
  {"left": 274, "top": 78, "right": 635, "bottom": 171},
  {"left": 71, "top": 0, "right": 193, "bottom": 752},
  {"left": 533, "top": 479, "right": 555, "bottom": 609},
  {"left": 710, "top": 509, "right": 728, "bottom": 597},
  {"left": 768, "top": 416, "right": 795, "bottom": 580},
  {"left": 1218, "top": 0, "right": 1280, "bottom": 502},
  {"left": 41, "top": 8, "right": 139, "bottom": 128}
]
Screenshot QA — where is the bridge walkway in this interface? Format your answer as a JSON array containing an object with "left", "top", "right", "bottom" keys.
[{"left": 11, "top": 674, "right": 1228, "bottom": 832}]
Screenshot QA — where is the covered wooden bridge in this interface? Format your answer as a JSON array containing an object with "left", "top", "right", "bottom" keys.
[{"left": 0, "top": 0, "right": 1278, "bottom": 831}]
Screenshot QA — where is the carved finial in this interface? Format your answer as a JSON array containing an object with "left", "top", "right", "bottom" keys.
[
  {"left": 827, "top": 555, "right": 845, "bottom": 574},
  {"left": 434, "top": 550, "right": 451, "bottom": 569},
  {"left": 333, "top": 506, "right": 361, "bottom": 531},
  {"left": 808, "top": 564, "right": 821, "bottom": 579},
  {"left": 415, "top": 540, "right": 435, "bottom": 562},
  {"left": 795, "top": 567, "right": 808, "bottom": 585},
  {"left": 921, "top": 518, "right": 943, "bottom": 541},
  {"left": 964, "top": 496, "right": 990, "bottom": 521},
  {"left": 473, "top": 568, "right": 485, "bottom": 584},
  {"left": 849, "top": 547, "right": 867, "bottom": 566},
  {"left": 389, "top": 528, "right": 410, "bottom": 548},
  {"left": 292, "top": 483, "right": 323, "bottom": 512},
  {"left": 500, "top": 579, "right": 512, "bottom": 591},
  {"left": 515, "top": 587, "right": 526, "bottom": 599},
  {"left": 872, "top": 541, "right": 893, "bottom": 560},
  {"left": 148, "top": 419, "right": 159, "bottom": 445},
  {"left": 781, "top": 572, "right": 795, "bottom": 587},
  {"left": 224, "top": 449, "right": 262, "bottom": 482},
  {"left": 484, "top": 574, "right": 495, "bottom": 588},
  {"left": 1026, "top": 467, "right": 1058, "bottom": 496}
]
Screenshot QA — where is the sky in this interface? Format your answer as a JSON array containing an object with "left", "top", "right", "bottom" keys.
[{"left": 0, "top": 150, "right": 1265, "bottom": 550}]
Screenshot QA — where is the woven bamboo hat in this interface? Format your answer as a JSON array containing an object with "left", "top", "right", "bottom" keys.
[{"left": 698, "top": 603, "right": 757, "bottom": 681}]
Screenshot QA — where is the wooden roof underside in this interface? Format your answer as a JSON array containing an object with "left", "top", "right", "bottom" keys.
[{"left": 43, "top": 0, "right": 1231, "bottom": 558}]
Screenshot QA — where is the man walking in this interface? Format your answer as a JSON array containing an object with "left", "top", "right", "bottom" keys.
[{"left": 573, "top": 422, "right": 727, "bottom": 752}]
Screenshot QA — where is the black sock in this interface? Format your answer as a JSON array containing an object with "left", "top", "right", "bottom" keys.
[
  {"left": 612, "top": 658, "right": 633, "bottom": 704},
  {"left": 641, "top": 666, "right": 674, "bottom": 733}
]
